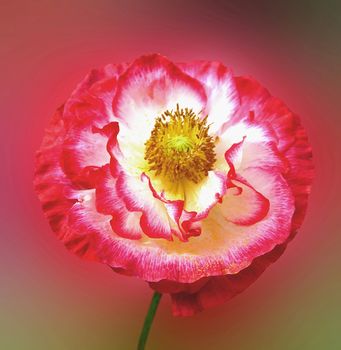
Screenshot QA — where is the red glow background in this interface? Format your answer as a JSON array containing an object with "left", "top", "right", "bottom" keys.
[{"left": 1, "top": 1, "right": 340, "bottom": 349}]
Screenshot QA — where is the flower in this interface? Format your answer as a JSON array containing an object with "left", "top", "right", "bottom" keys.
[{"left": 35, "top": 54, "right": 313, "bottom": 316}]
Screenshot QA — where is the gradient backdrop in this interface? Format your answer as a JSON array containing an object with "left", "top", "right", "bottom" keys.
[{"left": 1, "top": 1, "right": 340, "bottom": 349}]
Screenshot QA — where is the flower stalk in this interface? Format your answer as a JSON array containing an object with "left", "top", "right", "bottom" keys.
[{"left": 137, "top": 291, "right": 162, "bottom": 350}]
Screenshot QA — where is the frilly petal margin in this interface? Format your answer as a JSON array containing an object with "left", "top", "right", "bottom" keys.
[
  {"left": 221, "top": 179, "right": 270, "bottom": 226},
  {"left": 34, "top": 106, "right": 78, "bottom": 238},
  {"left": 60, "top": 63, "right": 127, "bottom": 187},
  {"left": 96, "top": 165, "right": 142, "bottom": 240},
  {"left": 234, "top": 76, "right": 314, "bottom": 231},
  {"left": 115, "top": 170, "right": 174, "bottom": 240}
]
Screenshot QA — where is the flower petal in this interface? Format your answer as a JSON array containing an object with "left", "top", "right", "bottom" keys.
[
  {"left": 35, "top": 106, "right": 77, "bottom": 233},
  {"left": 169, "top": 244, "right": 287, "bottom": 316},
  {"left": 222, "top": 178, "right": 270, "bottom": 226},
  {"left": 63, "top": 63, "right": 128, "bottom": 128},
  {"left": 179, "top": 61, "right": 239, "bottom": 134},
  {"left": 183, "top": 171, "right": 226, "bottom": 219},
  {"left": 235, "top": 76, "right": 314, "bottom": 230},
  {"left": 199, "top": 167, "right": 294, "bottom": 274},
  {"left": 218, "top": 121, "right": 286, "bottom": 178},
  {"left": 141, "top": 173, "right": 187, "bottom": 240},
  {"left": 59, "top": 64, "right": 129, "bottom": 186},
  {"left": 61, "top": 125, "right": 110, "bottom": 187},
  {"left": 96, "top": 166, "right": 142, "bottom": 239},
  {"left": 112, "top": 54, "right": 207, "bottom": 146},
  {"left": 116, "top": 171, "right": 173, "bottom": 240}
]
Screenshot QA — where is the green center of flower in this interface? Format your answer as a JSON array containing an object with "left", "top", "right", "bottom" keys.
[{"left": 144, "top": 105, "right": 216, "bottom": 183}]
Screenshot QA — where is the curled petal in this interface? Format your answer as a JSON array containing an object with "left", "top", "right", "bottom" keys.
[
  {"left": 141, "top": 173, "right": 186, "bottom": 241},
  {"left": 235, "top": 76, "right": 314, "bottom": 230},
  {"left": 224, "top": 137, "right": 245, "bottom": 177},
  {"left": 96, "top": 166, "right": 142, "bottom": 240},
  {"left": 222, "top": 178, "right": 270, "bottom": 226},
  {"left": 183, "top": 171, "right": 226, "bottom": 219},
  {"left": 116, "top": 171, "right": 173, "bottom": 240},
  {"left": 143, "top": 170, "right": 227, "bottom": 240},
  {"left": 59, "top": 64, "right": 128, "bottom": 186}
]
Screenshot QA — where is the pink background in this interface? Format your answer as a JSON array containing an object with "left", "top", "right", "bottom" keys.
[{"left": 1, "top": 1, "right": 340, "bottom": 349}]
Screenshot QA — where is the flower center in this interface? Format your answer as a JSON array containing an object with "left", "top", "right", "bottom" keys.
[{"left": 144, "top": 105, "right": 216, "bottom": 183}]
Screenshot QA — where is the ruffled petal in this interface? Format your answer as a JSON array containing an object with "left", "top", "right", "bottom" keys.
[
  {"left": 112, "top": 54, "right": 207, "bottom": 147},
  {"left": 179, "top": 61, "right": 239, "bottom": 134},
  {"left": 96, "top": 166, "right": 142, "bottom": 239},
  {"left": 140, "top": 171, "right": 227, "bottom": 240},
  {"left": 63, "top": 63, "right": 128, "bottom": 129},
  {"left": 115, "top": 171, "right": 173, "bottom": 240},
  {"left": 141, "top": 173, "right": 187, "bottom": 241},
  {"left": 222, "top": 178, "right": 270, "bottom": 226},
  {"left": 235, "top": 76, "right": 314, "bottom": 230},
  {"left": 108, "top": 122, "right": 148, "bottom": 178},
  {"left": 65, "top": 191, "right": 114, "bottom": 261},
  {"left": 61, "top": 125, "right": 110, "bottom": 187},
  {"left": 183, "top": 171, "right": 226, "bottom": 219},
  {"left": 198, "top": 166, "right": 294, "bottom": 271},
  {"left": 59, "top": 64, "right": 129, "bottom": 187},
  {"left": 34, "top": 106, "right": 77, "bottom": 234}
]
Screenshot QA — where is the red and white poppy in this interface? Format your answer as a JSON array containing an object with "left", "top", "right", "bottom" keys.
[{"left": 35, "top": 54, "right": 313, "bottom": 316}]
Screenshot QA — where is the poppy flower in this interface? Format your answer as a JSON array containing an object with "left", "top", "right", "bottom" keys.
[{"left": 35, "top": 54, "right": 313, "bottom": 317}]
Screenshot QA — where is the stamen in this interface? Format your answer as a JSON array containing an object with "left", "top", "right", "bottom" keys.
[{"left": 144, "top": 105, "right": 216, "bottom": 183}]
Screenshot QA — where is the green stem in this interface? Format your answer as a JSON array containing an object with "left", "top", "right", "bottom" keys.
[{"left": 137, "top": 291, "right": 162, "bottom": 350}]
